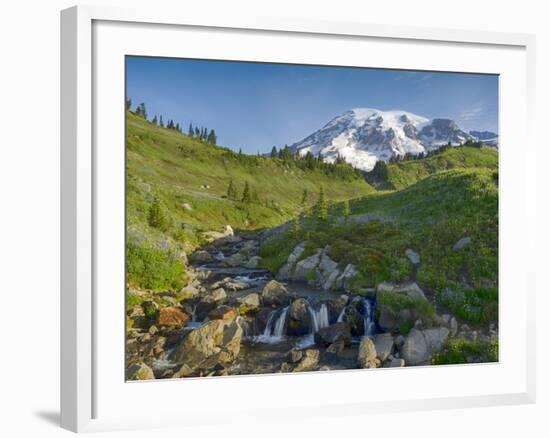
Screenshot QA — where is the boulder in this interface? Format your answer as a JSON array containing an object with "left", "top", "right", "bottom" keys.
[
  {"left": 208, "top": 305, "right": 239, "bottom": 322},
  {"left": 292, "top": 249, "right": 322, "bottom": 282},
  {"left": 261, "top": 280, "right": 290, "bottom": 307},
  {"left": 287, "top": 349, "right": 303, "bottom": 363},
  {"left": 212, "top": 277, "right": 250, "bottom": 292},
  {"left": 342, "top": 305, "right": 364, "bottom": 337},
  {"left": 357, "top": 337, "right": 378, "bottom": 368},
  {"left": 179, "top": 284, "right": 199, "bottom": 300},
  {"left": 377, "top": 282, "right": 427, "bottom": 301},
  {"left": 127, "top": 362, "right": 155, "bottom": 380},
  {"left": 373, "top": 333, "right": 394, "bottom": 362},
  {"left": 314, "top": 322, "right": 352, "bottom": 347},
  {"left": 287, "top": 298, "right": 312, "bottom": 336},
  {"left": 237, "top": 293, "right": 261, "bottom": 313},
  {"left": 334, "top": 264, "right": 358, "bottom": 290},
  {"left": 453, "top": 236, "right": 472, "bottom": 251},
  {"left": 293, "top": 349, "right": 320, "bottom": 372},
  {"left": 170, "top": 319, "right": 242, "bottom": 370},
  {"left": 244, "top": 256, "right": 262, "bottom": 269},
  {"left": 190, "top": 250, "right": 213, "bottom": 263},
  {"left": 401, "top": 327, "right": 450, "bottom": 366},
  {"left": 401, "top": 329, "right": 428, "bottom": 365},
  {"left": 209, "top": 288, "right": 227, "bottom": 303},
  {"left": 317, "top": 248, "right": 340, "bottom": 290},
  {"left": 276, "top": 242, "right": 306, "bottom": 280},
  {"left": 326, "top": 339, "right": 345, "bottom": 355},
  {"left": 222, "top": 253, "right": 244, "bottom": 267},
  {"left": 157, "top": 307, "right": 189, "bottom": 329},
  {"left": 405, "top": 248, "right": 421, "bottom": 265},
  {"left": 194, "top": 300, "right": 217, "bottom": 321}
]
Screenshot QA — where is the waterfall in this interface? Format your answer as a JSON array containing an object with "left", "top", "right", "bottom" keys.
[
  {"left": 362, "top": 298, "right": 376, "bottom": 336},
  {"left": 272, "top": 306, "right": 289, "bottom": 337},
  {"left": 253, "top": 306, "right": 289, "bottom": 343},
  {"left": 336, "top": 306, "right": 346, "bottom": 323},
  {"left": 308, "top": 303, "right": 329, "bottom": 333}
]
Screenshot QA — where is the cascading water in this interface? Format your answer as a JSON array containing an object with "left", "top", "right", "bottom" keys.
[
  {"left": 308, "top": 303, "right": 329, "bottom": 333},
  {"left": 336, "top": 298, "right": 376, "bottom": 336},
  {"left": 336, "top": 307, "right": 346, "bottom": 323},
  {"left": 253, "top": 306, "right": 289, "bottom": 343},
  {"left": 361, "top": 298, "right": 376, "bottom": 336}
]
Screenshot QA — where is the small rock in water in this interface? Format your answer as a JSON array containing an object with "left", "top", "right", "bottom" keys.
[
  {"left": 190, "top": 250, "right": 213, "bottom": 263},
  {"left": 209, "top": 288, "right": 227, "bottom": 303},
  {"left": 326, "top": 339, "right": 345, "bottom": 355},
  {"left": 287, "top": 349, "right": 303, "bottom": 363},
  {"left": 158, "top": 307, "right": 189, "bottom": 329},
  {"left": 238, "top": 293, "right": 261, "bottom": 313},
  {"left": 261, "top": 280, "right": 290, "bottom": 307},
  {"left": 208, "top": 305, "right": 239, "bottom": 321},
  {"left": 314, "top": 322, "right": 352, "bottom": 347}
]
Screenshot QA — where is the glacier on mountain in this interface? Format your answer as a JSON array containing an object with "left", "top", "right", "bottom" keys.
[{"left": 290, "top": 108, "right": 491, "bottom": 172}]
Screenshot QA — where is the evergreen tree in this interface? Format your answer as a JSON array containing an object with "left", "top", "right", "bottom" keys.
[
  {"left": 126, "top": 98, "right": 132, "bottom": 111},
  {"left": 291, "top": 217, "right": 301, "bottom": 238},
  {"left": 242, "top": 181, "right": 251, "bottom": 203},
  {"left": 188, "top": 123, "right": 194, "bottom": 136},
  {"left": 176, "top": 122, "right": 180, "bottom": 132},
  {"left": 270, "top": 146, "right": 278, "bottom": 158},
  {"left": 316, "top": 186, "right": 328, "bottom": 221},
  {"left": 207, "top": 129, "right": 217, "bottom": 145},
  {"left": 159, "top": 115, "right": 164, "bottom": 128},
  {"left": 341, "top": 199, "right": 351, "bottom": 221},
  {"left": 301, "top": 189, "right": 309, "bottom": 207},
  {"left": 137, "top": 103, "right": 147, "bottom": 120},
  {"left": 227, "top": 179, "right": 237, "bottom": 199},
  {"left": 152, "top": 115, "right": 158, "bottom": 125},
  {"left": 195, "top": 127, "right": 200, "bottom": 137},
  {"left": 148, "top": 197, "right": 169, "bottom": 230},
  {"left": 281, "top": 145, "right": 292, "bottom": 161}
]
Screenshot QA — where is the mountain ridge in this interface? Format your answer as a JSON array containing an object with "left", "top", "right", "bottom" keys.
[{"left": 290, "top": 108, "right": 497, "bottom": 171}]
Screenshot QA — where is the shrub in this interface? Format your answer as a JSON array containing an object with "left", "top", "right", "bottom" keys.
[
  {"left": 377, "top": 290, "right": 436, "bottom": 323},
  {"left": 432, "top": 339, "right": 498, "bottom": 365},
  {"left": 437, "top": 286, "right": 498, "bottom": 323},
  {"left": 148, "top": 196, "right": 170, "bottom": 231},
  {"left": 126, "top": 241, "right": 186, "bottom": 291}
]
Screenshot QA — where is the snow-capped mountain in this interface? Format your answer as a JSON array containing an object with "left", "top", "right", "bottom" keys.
[
  {"left": 469, "top": 130, "right": 499, "bottom": 147},
  {"left": 290, "top": 108, "right": 479, "bottom": 172}
]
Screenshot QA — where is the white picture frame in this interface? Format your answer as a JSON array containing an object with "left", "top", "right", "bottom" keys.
[{"left": 60, "top": 4, "right": 536, "bottom": 433}]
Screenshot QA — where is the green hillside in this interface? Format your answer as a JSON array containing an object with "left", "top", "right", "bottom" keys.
[
  {"left": 367, "top": 146, "right": 498, "bottom": 190},
  {"left": 126, "top": 111, "right": 375, "bottom": 289},
  {"left": 261, "top": 167, "right": 498, "bottom": 323}
]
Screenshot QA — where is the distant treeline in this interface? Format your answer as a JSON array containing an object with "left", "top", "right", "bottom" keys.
[{"left": 127, "top": 99, "right": 218, "bottom": 145}]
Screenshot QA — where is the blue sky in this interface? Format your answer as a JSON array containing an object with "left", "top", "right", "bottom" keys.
[{"left": 126, "top": 56, "right": 498, "bottom": 154}]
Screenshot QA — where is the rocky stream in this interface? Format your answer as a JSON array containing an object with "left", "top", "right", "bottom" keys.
[{"left": 126, "top": 226, "right": 498, "bottom": 380}]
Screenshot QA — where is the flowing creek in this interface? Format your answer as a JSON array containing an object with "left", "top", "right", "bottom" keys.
[{"left": 151, "top": 233, "right": 379, "bottom": 375}]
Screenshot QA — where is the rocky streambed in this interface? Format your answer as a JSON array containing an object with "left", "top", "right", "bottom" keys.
[{"left": 126, "top": 227, "right": 498, "bottom": 380}]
